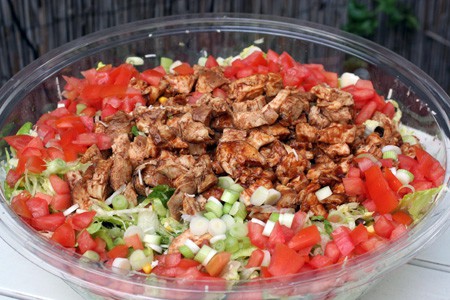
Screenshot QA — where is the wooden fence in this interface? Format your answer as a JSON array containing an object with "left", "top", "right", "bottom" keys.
[{"left": 0, "top": 0, "right": 449, "bottom": 93}]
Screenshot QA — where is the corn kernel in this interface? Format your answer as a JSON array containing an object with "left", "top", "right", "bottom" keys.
[
  {"left": 366, "top": 225, "right": 375, "bottom": 234},
  {"left": 158, "top": 97, "right": 168, "bottom": 105},
  {"left": 142, "top": 262, "right": 152, "bottom": 274}
]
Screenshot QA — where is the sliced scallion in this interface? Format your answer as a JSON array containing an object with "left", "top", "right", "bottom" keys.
[
  {"left": 262, "top": 220, "right": 276, "bottom": 237},
  {"left": 143, "top": 234, "right": 161, "bottom": 245},
  {"left": 179, "top": 245, "right": 195, "bottom": 259},
  {"left": 250, "top": 218, "right": 266, "bottom": 227},
  {"left": 205, "top": 196, "right": 223, "bottom": 217},
  {"left": 189, "top": 216, "right": 209, "bottom": 236},
  {"left": 112, "top": 194, "right": 128, "bottom": 210},
  {"left": 204, "top": 211, "right": 217, "bottom": 220},
  {"left": 229, "top": 183, "right": 244, "bottom": 193},
  {"left": 208, "top": 218, "right": 227, "bottom": 236},
  {"left": 265, "top": 189, "right": 281, "bottom": 205},
  {"left": 269, "top": 213, "right": 279, "bottom": 222},
  {"left": 221, "top": 189, "right": 240, "bottom": 204},
  {"left": 261, "top": 250, "right": 271, "bottom": 267},
  {"left": 217, "top": 176, "right": 235, "bottom": 189},
  {"left": 381, "top": 145, "right": 402, "bottom": 155},
  {"left": 229, "top": 222, "right": 248, "bottom": 238},
  {"left": 382, "top": 150, "right": 398, "bottom": 161},
  {"left": 225, "top": 236, "right": 240, "bottom": 253},
  {"left": 315, "top": 186, "right": 332, "bottom": 202},
  {"left": 250, "top": 186, "right": 269, "bottom": 206},
  {"left": 221, "top": 214, "right": 235, "bottom": 230},
  {"left": 212, "top": 239, "right": 226, "bottom": 252},
  {"left": 184, "top": 239, "right": 200, "bottom": 254},
  {"left": 279, "top": 213, "right": 295, "bottom": 228},
  {"left": 194, "top": 245, "right": 217, "bottom": 266},
  {"left": 152, "top": 198, "right": 167, "bottom": 217},
  {"left": 396, "top": 169, "right": 414, "bottom": 185},
  {"left": 229, "top": 201, "right": 247, "bottom": 220},
  {"left": 223, "top": 203, "right": 232, "bottom": 214}
]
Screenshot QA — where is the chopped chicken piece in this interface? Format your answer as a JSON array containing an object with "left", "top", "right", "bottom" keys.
[
  {"left": 216, "top": 141, "right": 266, "bottom": 177},
  {"left": 86, "top": 159, "right": 113, "bottom": 201},
  {"left": 110, "top": 155, "right": 133, "bottom": 190},
  {"left": 246, "top": 130, "right": 276, "bottom": 150},
  {"left": 195, "top": 67, "right": 229, "bottom": 93},
  {"left": 128, "top": 135, "right": 159, "bottom": 167},
  {"left": 317, "top": 123, "right": 356, "bottom": 144},
  {"left": 165, "top": 74, "right": 196, "bottom": 94},
  {"left": 228, "top": 74, "right": 267, "bottom": 102}
]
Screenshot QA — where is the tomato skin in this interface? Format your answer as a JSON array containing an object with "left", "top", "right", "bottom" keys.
[
  {"left": 6, "top": 169, "right": 23, "bottom": 187},
  {"left": 268, "top": 222, "right": 287, "bottom": 249},
  {"left": 268, "top": 243, "right": 305, "bottom": 276},
  {"left": 140, "top": 69, "right": 164, "bottom": 86},
  {"left": 31, "top": 212, "right": 66, "bottom": 231},
  {"left": 331, "top": 226, "right": 355, "bottom": 257},
  {"left": 343, "top": 177, "right": 366, "bottom": 196},
  {"left": 374, "top": 215, "right": 395, "bottom": 238},
  {"left": 349, "top": 224, "right": 369, "bottom": 246},
  {"left": 364, "top": 165, "right": 399, "bottom": 214},
  {"left": 390, "top": 224, "right": 408, "bottom": 240},
  {"left": 382, "top": 102, "right": 396, "bottom": 118},
  {"left": 392, "top": 211, "right": 413, "bottom": 226},
  {"left": 248, "top": 221, "right": 268, "bottom": 249},
  {"left": 205, "top": 252, "right": 231, "bottom": 277},
  {"left": 287, "top": 225, "right": 321, "bottom": 251},
  {"left": 246, "top": 249, "right": 265, "bottom": 268},
  {"left": 107, "top": 244, "right": 129, "bottom": 259},
  {"left": 124, "top": 234, "right": 144, "bottom": 250},
  {"left": 26, "top": 197, "right": 49, "bottom": 218},
  {"left": 51, "top": 223, "right": 76, "bottom": 248},
  {"left": 77, "top": 230, "right": 97, "bottom": 254},
  {"left": 10, "top": 191, "right": 32, "bottom": 219},
  {"left": 71, "top": 211, "right": 96, "bottom": 230}
]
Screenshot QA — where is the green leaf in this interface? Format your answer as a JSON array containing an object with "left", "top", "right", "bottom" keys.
[
  {"left": 131, "top": 125, "right": 140, "bottom": 137},
  {"left": 147, "top": 185, "right": 175, "bottom": 208},
  {"left": 399, "top": 186, "right": 442, "bottom": 222},
  {"left": 16, "top": 122, "right": 33, "bottom": 135},
  {"left": 324, "top": 220, "right": 333, "bottom": 235}
]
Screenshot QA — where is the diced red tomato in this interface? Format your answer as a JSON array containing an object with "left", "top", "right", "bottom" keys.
[
  {"left": 331, "top": 226, "right": 355, "bottom": 257},
  {"left": 347, "top": 167, "right": 361, "bottom": 178},
  {"left": 34, "top": 192, "right": 53, "bottom": 205},
  {"left": 343, "top": 177, "right": 366, "bottom": 196},
  {"left": 236, "top": 67, "right": 254, "bottom": 79},
  {"left": 355, "top": 157, "right": 378, "bottom": 173},
  {"left": 177, "top": 258, "right": 200, "bottom": 269},
  {"left": 411, "top": 180, "right": 433, "bottom": 191},
  {"left": 51, "top": 223, "right": 76, "bottom": 248},
  {"left": 268, "top": 222, "right": 287, "bottom": 249},
  {"left": 268, "top": 243, "right": 305, "bottom": 276},
  {"left": 31, "top": 212, "right": 66, "bottom": 232},
  {"left": 355, "top": 79, "right": 374, "bottom": 90},
  {"left": 25, "top": 156, "right": 46, "bottom": 173},
  {"left": 3, "top": 135, "right": 34, "bottom": 153},
  {"left": 392, "top": 211, "right": 413, "bottom": 226},
  {"left": 278, "top": 52, "right": 296, "bottom": 69},
  {"left": 383, "top": 168, "right": 403, "bottom": 194},
  {"left": 355, "top": 101, "right": 377, "bottom": 124},
  {"left": 10, "top": 191, "right": 32, "bottom": 219},
  {"left": 266, "top": 49, "right": 279, "bottom": 63},
  {"left": 291, "top": 211, "right": 307, "bottom": 232},
  {"left": 173, "top": 63, "right": 194, "bottom": 75},
  {"left": 364, "top": 165, "right": 399, "bottom": 214},
  {"left": 71, "top": 211, "right": 96, "bottom": 231},
  {"left": 124, "top": 233, "right": 144, "bottom": 250},
  {"left": 287, "top": 225, "right": 321, "bottom": 251},
  {"left": 107, "top": 244, "right": 129, "bottom": 259},
  {"left": 359, "top": 236, "right": 386, "bottom": 253},
  {"left": 246, "top": 249, "right": 265, "bottom": 268},
  {"left": 77, "top": 229, "right": 97, "bottom": 254},
  {"left": 390, "top": 224, "right": 408, "bottom": 240},
  {"left": 349, "top": 224, "right": 369, "bottom": 246},
  {"left": 414, "top": 146, "right": 445, "bottom": 186},
  {"left": 374, "top": 215, "right": 395, "bottom": 238},
  {"left": 205, "top": 252, "right": 231, "bottom": 277},
  {"left": 140, "top": 69, "right": 164, "bottom": 86},
  {"left": 308, "top": 255, "right": 333, "bottom": 269},
  {"left": 248, "top": 221, "right": 268, "bottom": 249},
  {"left": 26, "top": 197, "right": 49, "bottom": 218},
  {"left": 324, "top": 241, "right": 340, "bottom": 263},
  {"left": 397, "top": 154, "right": 418, "bottom": 171},
  {"left": 205, "top": 55, "right": 219, "bottom": 68},
  {"left": 49, "top": 174, "right": 70, "bottom": 194},
  {"left": 51, "top": 194, "right": 72, "bottom": 211},
  {"left": 382, "top": 102, "right": 396, "bottom": 118}
]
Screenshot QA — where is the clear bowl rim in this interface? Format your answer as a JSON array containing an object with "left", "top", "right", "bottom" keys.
[{"left": 0, "top": 13, "right": 450, "bottom": 296}]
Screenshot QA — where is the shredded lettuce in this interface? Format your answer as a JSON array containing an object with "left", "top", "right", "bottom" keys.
[
  {"left": 147, "top": 185, "right": 175, "bottom": 208},
  {"left": 399, "top": 186, "right": 443, "bottom": 222}
]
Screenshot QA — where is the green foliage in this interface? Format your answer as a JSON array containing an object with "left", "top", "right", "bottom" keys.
[{"left": 344, "top": 0, "right": 419, "bottom": 38}]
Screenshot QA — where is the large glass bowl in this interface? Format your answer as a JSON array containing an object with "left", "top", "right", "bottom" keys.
[{"left": 0, "top": 14, "right": 449, "bottom": 300}]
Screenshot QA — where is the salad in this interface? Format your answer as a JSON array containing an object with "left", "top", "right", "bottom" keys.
[{"left": 1, "top": 46, "right": 445, "bottom": 282}]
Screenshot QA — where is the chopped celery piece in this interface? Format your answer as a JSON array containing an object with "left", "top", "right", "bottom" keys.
[{"left": 221, "top": 189, "right": 240, "bottom": 204}]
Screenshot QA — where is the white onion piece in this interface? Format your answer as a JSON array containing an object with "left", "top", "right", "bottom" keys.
[
  {"left": 190, "top": 216, "right": 209, "bottom": 236},
  {"left": 250, "top": 186, "right": 269, "bottom": 206},
  {"left": 210, "top": 234, "right": 227, "bottom": 244},
  {"left": 63, "top": 203, "right": 79, "bottom": 216},
  {"left": 340, "top": 72, "right": 360, "bottom": 88},
  {"left": 261, "top": 250, "right": 271, "bottom": 267},
  {"left": 250, "top": 218, "right": 266, "bottom": 227},
  {"left": 208, "top": 218, "right": 227, "bottom": 236},
  {"left": 315, "top": 186, "right": 333, "bottom": 202},
  {"left": 148, "top": 244, "right": 163, "bottom": 253},
  {"left": 112, "top": 258, "right": 131, "bottom": 274},
  {"left": 169, "top": 60, "right": 182, "bottom": 74},
  {"left": 265, "top": 189, "right": 281, "bottom": 205},
  {"left": 184, "top": 239, "right": 200, "bottom": 254},
  {"left": 279, "top": 213, "right": 295, "bottom": 228},
  {"left": 124, "top": 225, "right": 144, "bottom": 239},
  {"left": 202, "top": 249, "right": 218, "bottom": 266},
  {"left": 382, "top": 145, "right": 402, "bottom": 154},
  {"left": 262, "top": 220, "right": 276, "bottom": 237}
]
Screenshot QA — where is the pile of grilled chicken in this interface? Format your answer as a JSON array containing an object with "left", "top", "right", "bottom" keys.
[{"left": 68, "top": 65, "right": 404, "bottom": 222}]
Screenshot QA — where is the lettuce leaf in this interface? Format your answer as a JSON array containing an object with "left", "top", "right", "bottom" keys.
[{"left": 398, "top": 186, "right": 443, "bottom": 222}]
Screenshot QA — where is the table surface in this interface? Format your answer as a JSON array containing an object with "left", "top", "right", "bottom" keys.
[{"left": 1, "top": 224, "right": 450, "bottom": 300}]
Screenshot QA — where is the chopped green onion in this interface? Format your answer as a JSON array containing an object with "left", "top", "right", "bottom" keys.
[
  {"left": 205, "top": 196, "right": 223, "bottom": 217},
  {"left": 218, "top": 176, "right": 235, "bottom": 189},
  {"left": 210, "top": 234, "right": 227, "bottom": 244},
  {"left": 250, "top": 186, "right": 269, "bottom": 206},
  {"left": 189, "top": 216, "right": 209, "bottom": 236},
  {"left": 152, "top": 198, "right": 167, "bottom": 217},
  {"left": 265, "top": 189, "right": 281, "bottom": 205},
  {"left": 129, "top": 249, "right": 149, "bottom": 271},
  {"left": 221, "top": 189, "right": 240, "bottom": 204},
  {"left": 279, "top": 213, "right": 295, "bottom": 228},
  {"left": 82, "top": 250, "right": 100, "bottom": 262},
  {"left": 179, "top": 245, "right": 195, "bottom": 259},
  {"left": 269, "top": 213, "right": 280, "bottom": 222},
  {"left": 315, "top": 186, "right": 332, "bottom": 202},
  {"left": 250, "top": 218, "right": 266, "bottom": 227},
  {"left": 76, "top": 103, "right": 87, "bottom": 115},
  {"left": 240, "top": 236, "right": 252, "bottom": 249},
  {"left": 262, "top": 220, "right": 276, "bottom": 237},
  {"left": 382, "top": 150, "right": 398, "bottom": 160},
  {"left": 234, "top": 216, "right": 244, "bottom": 224},
  {"left": 204, "top": 211, "right": 217, "bottom": 220},
  {"left": 148, "top": 244, "right": 162, "bottom": 253},
  {"left": 229, "top": 183, "right": 244, "bottom": 193},
  {"left": 402, "top": 135, "right": 417, "bottom": 145},
  {"left": 160, "top": 57, "right": 173, "bottom": 73},
  {"left": 112, "top": 195, "right": 128, "bottom": 210},
  {"left": 225, "top": 236, "right": 240, "bottom": 253},
  {"left": 194, "top": 245, "right": 217, "bottom": 266},
  {"left": 382, "top": 145, "right": 402, "bottom": 155},
  {"left": 229, "top": 201, "right": 247, "bottom": 220},
  {"left": 363, "top": 120, "right": 381, "bottom": 136},
  {"left": 396, "top": 169, "right": 414, "bottom": 185},
  {"left": 125, "top": 56, "right": 144, "bottom": 66},
  {"left": 208, "top": 218, "right": 227, "bottom": 236},
  {"left": 131, "top": 125, "right": 140, "bottom": 137},
  {"left": 223, "top": 203, "right": 232, "bottom": 214},
  {"left": 197, "top": 57, "right": 207, "bottom": 66},
  {"left": 324, "top": 219, "right": 333, "bottom": 235},
  {"left": 113, "top": 237, "right": 125, "bottom": 246},
  {"left": 212, "top": 239, "right": 226, "bottom": 252},
  {"left": 229, "top": 223, "right": 248, "bottom": 238},
  {"left": 221, "top": 214, "right": 235, "bottom": 230},
  {"left": 184, "top": 239, "right": 200, "bottom": 254}
]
